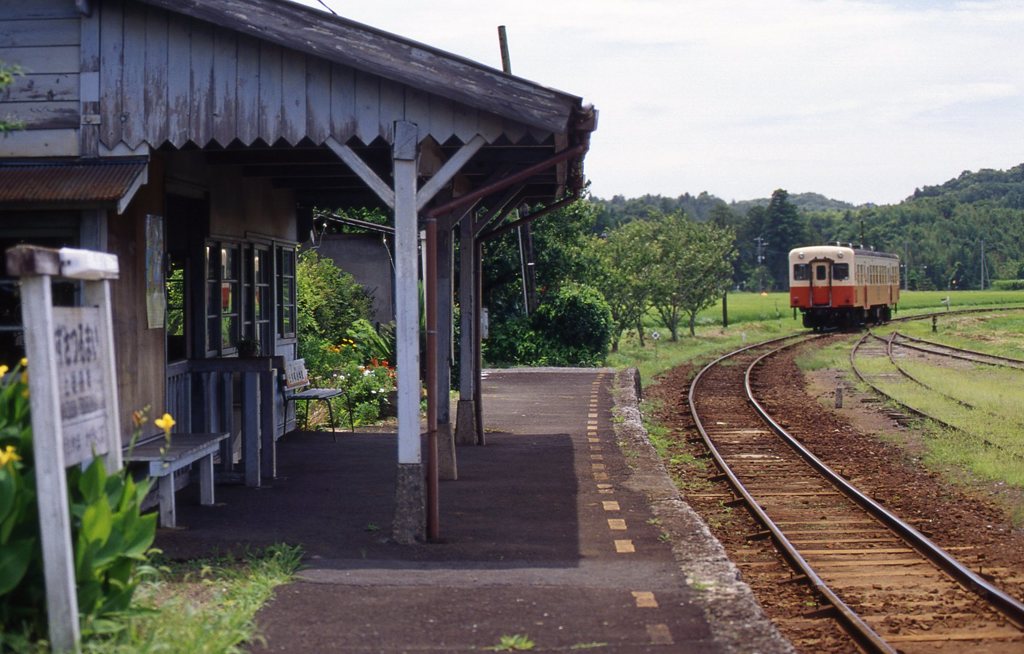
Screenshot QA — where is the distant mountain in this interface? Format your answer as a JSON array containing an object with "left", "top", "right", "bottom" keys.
[
  {"left": 909, "top": 164, "right": 1024, "bottom": 209},
  {"left": 730, "top": 192, "right": 860, "bottom": 214}
]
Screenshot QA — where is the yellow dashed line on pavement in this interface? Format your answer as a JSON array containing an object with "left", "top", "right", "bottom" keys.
[
  {"left": 631, "top": 591, "right": 659, "bottom": 608},
  {"left": 646, "top": 623, "right": 674, "bottom": 645},
  {"left": 602, "top": 501, "right": 620, "bottom": 511},
  {"left": 607, "top": 518, "right": 627, "bottom": 530},
  {"left": 614, "top": 539, "right": 635, "bottom": 553}
]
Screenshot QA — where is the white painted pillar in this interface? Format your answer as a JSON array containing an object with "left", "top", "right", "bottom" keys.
[
  {"left": 391, "top": 121, "right": 425, "bottom": 543},
  {"left": 393, "top": 122, "right": 421, "bottom": 465}
]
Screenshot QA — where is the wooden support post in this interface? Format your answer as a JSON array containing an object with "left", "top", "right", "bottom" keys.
[
  {"left": 158, "top": 474, "right": 176, "bottom": 528},
  {"left": 259, "top": 368, "right": 276, "bottom": 480},
  {"left": 474, "top": 238, "right": 485, "bottom": 445},
  {"left": 242, "top": 371, "right": 260, "bottom": 487},
  {"left": 199, "top": 454, "right": 215, "bottom": 505},
  {"left": 20, "top": 275, "right": 81, "bottom": 653},
  {"left": 392, "top": 121, "right": 425, "bottom": 544},
  {"left": 436, "top": 223, "right": 457, "bottom": 479},
  {"left": 455, "top": 212, "right": 477, "bottom": 446}
]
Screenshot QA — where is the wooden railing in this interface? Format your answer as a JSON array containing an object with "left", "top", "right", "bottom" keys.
[{"left": 165, "top": 357, "right": 281, "bottom": 487}]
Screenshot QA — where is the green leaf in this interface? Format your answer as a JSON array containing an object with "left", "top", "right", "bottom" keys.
[
  {"left": 0, "top": 538, "right": 33, "bottom": 595},
  {"left": 0, "top": 467, "right": 15, "bottom": 526},
  {"left": 78, "top": 458, "right": 106, "bottom": 503},
  {"left": 122, "top": 512, "right": 156, "bottom": 558},
  {"left": 81, "top": 498, "right": 113, "bottom": 546}
]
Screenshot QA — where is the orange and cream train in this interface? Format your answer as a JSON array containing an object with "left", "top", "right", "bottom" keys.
[{"left": 789, "top": 245, "right": 900, "bottom": 329}]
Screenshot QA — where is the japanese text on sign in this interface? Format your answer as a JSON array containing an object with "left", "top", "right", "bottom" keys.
[{"left": 53, "top": 307, "right": 109, "bottom": 466}]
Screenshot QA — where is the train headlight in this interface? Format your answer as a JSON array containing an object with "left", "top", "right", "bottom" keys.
[{"left": 797, "top": 253, "right": 805, "bottom": 260}]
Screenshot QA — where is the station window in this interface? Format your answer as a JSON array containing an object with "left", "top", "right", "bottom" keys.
[
  {"left": 832, "top": 263, "right": 849, "bottom": 280},
  {"left": 793, "top": 263, "right": 809, "bottom": 281},
  {"left": 205, "top": 241, "right": 241, "bottom": 355},
  {"left": 276, "top": 246, "right": 297, "bottom": 339}
]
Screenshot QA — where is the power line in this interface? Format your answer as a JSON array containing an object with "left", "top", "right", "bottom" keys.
[{"left": 315, "top": 0, "right": 337, "bottom": 16}]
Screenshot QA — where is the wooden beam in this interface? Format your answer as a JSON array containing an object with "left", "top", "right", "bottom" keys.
[
  {"left": 416, "top": 134, "right": 485, "bottom": 212},
  {"left": 324, "top": 136, "right": 395, "bottom": 209}
]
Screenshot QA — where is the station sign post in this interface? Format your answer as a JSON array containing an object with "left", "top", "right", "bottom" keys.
[{"left": 6, "top": 245, "right": 121, "bottom": 654}]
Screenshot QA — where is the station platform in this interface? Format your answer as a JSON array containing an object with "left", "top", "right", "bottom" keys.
[{"left": 156, "top": 368, "right": 790, "bottom": 653}]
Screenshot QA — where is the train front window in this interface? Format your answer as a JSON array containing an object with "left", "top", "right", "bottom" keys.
[
  {"left": 832, "top": 263, "right": 849, "bottom": 280},
  {"left": 793, "top": 263, "right": 809, "bottom": 281},
  {"left": 815, "top": 265, "right": 828, "bottom": 281}
]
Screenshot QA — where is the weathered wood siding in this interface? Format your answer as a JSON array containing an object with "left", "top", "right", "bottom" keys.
[
  {"left": 107, "top": 154, "right": 167, "bottom": 443},
  {"left": 98, "top": 1, "right": 546, "bottom": 151},
  {"left": 0, "top": 0, "right": 80, "bottom": 132}
]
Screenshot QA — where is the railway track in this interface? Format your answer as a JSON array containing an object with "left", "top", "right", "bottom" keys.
[
  {"left": 689, "top": 334, "right": 1024, "bottom": 653},
  {"left": 850, "top": 332, "right": 1024, "bottom": 460},
  {"left": 888, "top": 331, "right": 1024, "bottom": 370}
]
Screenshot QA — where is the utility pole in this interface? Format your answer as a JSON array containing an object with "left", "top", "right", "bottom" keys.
[
  {"left": 498, "top": 25, "right": 537, "bottom": 314},
  {"left": 754, "top": 235, "right": 768, "bottom": 292},
  {"left": 980, "top": 239, "right": 986, "bottom": 290}
]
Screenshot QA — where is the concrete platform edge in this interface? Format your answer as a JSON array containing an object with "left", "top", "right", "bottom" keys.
[{"left": 612, "top": 368, "right": 795, "bottom": 654}]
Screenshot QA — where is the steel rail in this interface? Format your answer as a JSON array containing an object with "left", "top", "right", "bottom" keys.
[
  {"left": 878, "top": 332, "right": 977, "bottom": 410},
  {"left": 688, "top": 333, "right": 898, "bottom": 654},
  {"left": 786, "top": 335, "right": 1024, "bottom": 627},
  {"left": 852, "top": 333, "right": 1022, "bottom": 460},
  {"left": 891, "top": 331, "right": 1024, "bottom": 369}
]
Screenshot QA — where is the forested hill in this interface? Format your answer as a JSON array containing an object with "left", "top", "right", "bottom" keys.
[
  {"left": 591, "top": 163, "right": 1024, "bottom": 292},
  {"left": 593, "top": 191, "right": 858, "bottom": 232},
  {"left": 910, "top": 163, "right": 1024, "bottom": 208}
]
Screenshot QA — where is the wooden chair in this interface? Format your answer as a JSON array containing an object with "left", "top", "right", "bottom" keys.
[{"left": 283, "top": 358, "right": 344, "bottom": 439}]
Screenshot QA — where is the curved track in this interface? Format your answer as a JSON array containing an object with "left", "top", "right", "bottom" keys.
[
  {"left": 689, "top": 335, "right": 1024, "bottom": 653},
  {"left": 850, "top": 332, "right": 1023, "bottom": 460},
  {"left": 889, "top": 331, "right": 1024, "bottom": 370}
]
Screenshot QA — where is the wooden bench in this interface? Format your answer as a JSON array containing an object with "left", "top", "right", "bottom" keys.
[
  {"left": 283, "top": 358, "right": 344, "bottom": 438},
  {"left": 127, "top": 432, "right": 229, "bottom": 528}
]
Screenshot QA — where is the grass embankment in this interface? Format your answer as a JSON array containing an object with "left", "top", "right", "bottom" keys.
[{"left": 82, "top": 544, "right": 302, "bottom": 654}]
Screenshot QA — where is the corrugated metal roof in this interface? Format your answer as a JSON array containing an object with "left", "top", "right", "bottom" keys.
[{"left": 0, "top": 159, "right": 148, "bottom": 214}]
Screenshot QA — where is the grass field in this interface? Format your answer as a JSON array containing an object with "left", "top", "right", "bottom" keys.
[{"left": 693, "top": 289, "right": 1024, "bottom": 328}]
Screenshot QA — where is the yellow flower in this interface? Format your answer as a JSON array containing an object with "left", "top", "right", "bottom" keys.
[
  {"left": 155, "top": 413, "right": 176, "bottom": 437},
  {"left": 132, "top": 409, "right": 149, "bottom": 428},
  {"left": 19, "top": 357, "right": 27, "bottom": 368},
  {"left": 0, "top": 445, "right": 21, "bottom": 466},
  {"left": 0, "top": 365, "right": 8, "bottom": 377}
]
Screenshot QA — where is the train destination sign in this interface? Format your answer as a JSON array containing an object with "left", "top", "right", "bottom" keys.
[{"left": 53, "top": 307, "right": 110, "bottom": 466}]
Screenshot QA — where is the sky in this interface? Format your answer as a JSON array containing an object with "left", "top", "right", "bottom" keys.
[{"left": 292, "top": 0, "right": 1024, "bottom": 206}]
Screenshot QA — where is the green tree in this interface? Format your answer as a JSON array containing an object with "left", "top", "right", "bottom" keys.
[
  {"left": 296, "top": 248, "right": 373, "bottom": 376},
  {"left": 762, "top": 189, "right": 808, "bottom": 290},
  {"left": 647, "top": 213, "right": 736, "bottom": 340},
  {"left": 586, "top": 219, "right": 657, "bottom": 350}
]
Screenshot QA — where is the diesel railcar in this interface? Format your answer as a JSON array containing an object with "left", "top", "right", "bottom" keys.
[{"left": 789, "top": 245, "right": 900, "bottom": 329}]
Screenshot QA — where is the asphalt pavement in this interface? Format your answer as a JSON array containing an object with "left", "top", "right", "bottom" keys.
[{"left": 156, "top": 368, "right": 790, "bottom": 653}]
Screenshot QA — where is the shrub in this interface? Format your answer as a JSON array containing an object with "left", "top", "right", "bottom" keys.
[
  {"left": 991, "top": 279, "right": 1024, "bottom": 291},
  {"left": 532, "top": 283, "right": 613, "bottom": 364},
  {"left": 0, "top": 361, "right": 157, "bottom": 643},
  {"left": 485, "top": 284, "right": 613, "bottom": 367},
  {"left": 296, "top": 248, "right": 373, "bottom": 373}
]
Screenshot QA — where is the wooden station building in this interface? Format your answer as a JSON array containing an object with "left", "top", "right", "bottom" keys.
[{"left": 0, "top": 0, "right": 596, "bottom": 541}]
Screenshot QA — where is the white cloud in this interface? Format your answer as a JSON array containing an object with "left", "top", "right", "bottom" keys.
[{"left": 293, "top": 0, "right": 1024, "bottom": 205}]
